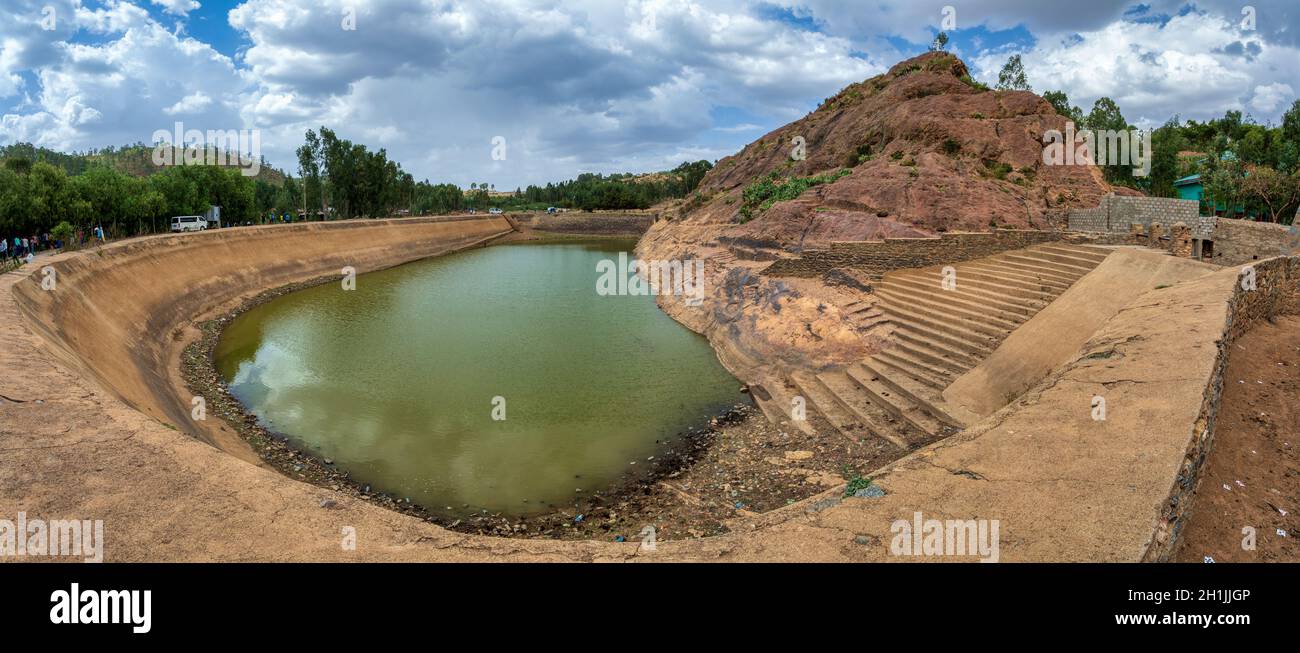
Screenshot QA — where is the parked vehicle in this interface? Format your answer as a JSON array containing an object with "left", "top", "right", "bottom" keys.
[
  {"left": 488, "top": 208, "right": 503, "bottom": 215},
  {"left": 170, "top": 216, "right": 207, "bottom": 233}
]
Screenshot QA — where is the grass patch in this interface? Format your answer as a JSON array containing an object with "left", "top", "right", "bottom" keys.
[
  {"left": 843, "top": 473, "right": 874, "bottom": 498},
  {"left": 981, "top": 159, "right": 1013, "bottom": 180},
  {"left": 960, "top": 74, "right": 990, "bottom": 91}
]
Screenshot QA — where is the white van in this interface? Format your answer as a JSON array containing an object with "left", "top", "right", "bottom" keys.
[
  {"left": 170, "top": 216, "right": 207, "bottom": 233},
  {"left": 488, "top": 208, "right": 503, "bottom": 215}
]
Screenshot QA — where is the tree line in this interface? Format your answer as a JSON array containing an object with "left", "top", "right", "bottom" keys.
[
  {"left": 996, "top": 54, "right": 1300, "bottom": 223},
  {"left": 1, "top": 132, "right": 714, "bottom": 242}
]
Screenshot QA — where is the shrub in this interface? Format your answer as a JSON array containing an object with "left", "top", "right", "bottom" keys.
[
  {"left": 51, "top": 221, "right": 75, "bottom": 249},
  {"left": 736, "top": 169, "right": 852, "bottom": 222}
]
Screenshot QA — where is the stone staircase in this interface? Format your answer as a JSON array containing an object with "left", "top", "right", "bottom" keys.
[
  {"left": 709, "top": 250, "right": 738, "bottom": 269},
  {"left": 790, "top": 243, "right": 1112, "bottom": 450}
]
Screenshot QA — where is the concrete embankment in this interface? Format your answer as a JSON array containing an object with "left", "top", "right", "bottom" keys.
[
  {"left": 943, "top": 248, "right": 1217, "bottom": 419},
  {"left": 9, "top": 216, "right": 513, "bottom": 459},
  {"left": 1, "top": 217, "right": 1288, "bottom": 561}
]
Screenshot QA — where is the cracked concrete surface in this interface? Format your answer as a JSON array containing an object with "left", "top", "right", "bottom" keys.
[{"left": 0, "top": 220, "right": 1247, "bottom": 562}]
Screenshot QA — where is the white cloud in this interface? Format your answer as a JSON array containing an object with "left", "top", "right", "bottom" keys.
[
  {"left": 164, "top": 91, "right": 212, "bottom": 115},
  {"left": 716, "top": 123, "right": 762, "bottom": 133},
  {"left": 4, "top": 0, "right": 1300, "bottom": 187},
  {"left": 972, "top": 10, "right": 1300, "bottom": 127},
  {"left": 221, "top": 0, "right": 879, "bottom": 186},
  {"left": 2, "top": 0, "right": 249, "bottom": 153},
  {"left": 151, "top": 0, "right": 200, "bottom": 17},
  {"left": 1250, "top": 83, "right": 1294, "bottom": 114}
]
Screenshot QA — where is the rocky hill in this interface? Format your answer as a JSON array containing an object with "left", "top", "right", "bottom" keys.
[
  {"left": 671, "top": 51, "right": 1120, "bottom": 253},
  {"left": 635, "top": 51, "right": 1133, "bottom": 408}
]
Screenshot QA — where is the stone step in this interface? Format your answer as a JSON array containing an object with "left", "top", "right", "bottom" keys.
[
  {"left": 942, "top": 264, "right": 1073, "bottom": 293},
  {"left": 954, "top": 263, "right": 1073, "bottom": 291},
  {"left": 813, "top": 370, "right": 920, "bottom": 449},
  {"left": 884, "top": 338, "right": 972, "bottom": 375},
  {"left": 1060, "top": 243, "right": 1115, "bottom": 258},
  {"left": 1025, "top": 246, "right": 1106, "bottom": 269},
  {"left": 1035, "top": 244, "right": 1110, "bottom": 264},
  {"left": 751, "top": 378, "right": 816, "bottom": 436},
  {"left": 875, "top": 287, "right": 1023, "bottom": 333},
  {"left": 893, "top": 269, "right": 1058, "bottom": 302},
  {"left": 887, "top": 314, "right": 995, "bottom": 358},
  {"left": 878, "top": 278, "right": 1033, "bottom": 316},
  {"left": 977, "top": 257, "right": 1084, "bottom": 285},
  {"left": 855, "top": 361, "right": 963, "bottom": 430},
  {"left": 873, "top": 349, "right": 955, "bottom": 389},
  {"left": 892, "top": 328, "right": 985, "bottom": 367},
  {"left": 999, "top": 252, "right": 1095, "bottom": 277},
  {"left": 856, "top": 314, "right": 894, "bottom": 330},
  {"left": 881, "top": 302, "right": 1010, "bottom": 340},
  {"left": 844, "top": 364, "right": 947, "bottom": 436},
  {"left": 787, "top": 371, "right": 873, "bottom": 444}
]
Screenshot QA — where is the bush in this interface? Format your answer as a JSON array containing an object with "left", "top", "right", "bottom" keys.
[
  {"left": 737, "top": 169, "right": 852, "bottom": 222},
  {"left": 51, "top": 221, "right": 74, "bottom": 246}
]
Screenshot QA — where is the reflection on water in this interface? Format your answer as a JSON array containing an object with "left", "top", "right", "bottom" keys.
[{"left": 214, "top": 240, "right": 742, "bottom": 516}]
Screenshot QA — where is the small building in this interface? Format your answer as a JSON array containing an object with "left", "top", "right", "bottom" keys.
[{"left": 1173, "top": 174, "right": 1202, "bottom": 203}]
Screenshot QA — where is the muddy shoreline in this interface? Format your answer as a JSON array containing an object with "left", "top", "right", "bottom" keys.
[{"left": 180, "top": 264, "right": 762, "bottom": 541}]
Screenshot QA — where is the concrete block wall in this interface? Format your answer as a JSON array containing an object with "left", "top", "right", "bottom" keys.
[{"left": 1067, "top": 194, "right": 1210, "bottom": 238}]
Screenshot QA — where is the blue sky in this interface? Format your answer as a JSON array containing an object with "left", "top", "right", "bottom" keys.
[{"left": 2, "top": 1, "right": 1298, "bottom": 188}]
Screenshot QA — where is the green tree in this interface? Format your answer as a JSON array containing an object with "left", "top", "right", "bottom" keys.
[
  {"left": 1147, "top": 118, "right": 1188, "bottom": 198},
  {"left": 1043, "top": 90, "right": 1083, "bottom": 124},
  {"left": 995, "top": 55, "right": 1031, "bottom": 91}
]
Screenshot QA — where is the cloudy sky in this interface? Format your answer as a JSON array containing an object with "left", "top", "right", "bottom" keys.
[{"left": 1, "top": 0, "right": 1297, "bottom": 188}]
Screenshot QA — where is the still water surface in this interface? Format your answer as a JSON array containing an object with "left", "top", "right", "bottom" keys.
[{"left": 215, "top": 239, "right": 741, "bottom": 516}]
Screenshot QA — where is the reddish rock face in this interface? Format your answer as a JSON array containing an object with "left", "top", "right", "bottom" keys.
[{"left": 674, "top": 51, "right": 1123, "bottom": 253}]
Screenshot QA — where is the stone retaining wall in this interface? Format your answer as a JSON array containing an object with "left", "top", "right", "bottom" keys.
[
  {"left": 1152, "top": 255, "right": 1300, "bottom": 560},
  {"left": 512, "top": 212, "right": 655, "bottom": 236},
  {"left": 762, "top": 230, "right": 1065, "bottom": 279},
  {"left": 1211, "top": 218, "right": 1298, "bottom": 266}
]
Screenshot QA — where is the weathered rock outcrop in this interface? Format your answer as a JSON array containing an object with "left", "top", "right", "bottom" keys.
[
  {"left": 638, "top": 51, "right": 1128, "bottom": 392},
  {"left": 669, "top": 52, "right": 1122, "bottom": 251}
]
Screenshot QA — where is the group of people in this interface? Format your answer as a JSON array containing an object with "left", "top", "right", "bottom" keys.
[
  {"left": 1, "top": 226, "right": 106, "bottom": 265},
  {"left": 1, "top": 233, "right": 51, "bottom": 264}
]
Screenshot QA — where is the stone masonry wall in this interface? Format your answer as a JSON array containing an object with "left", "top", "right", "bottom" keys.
[
  {"left": 512, "top": 212, "right": 655, "bottom": 236},
  {"left": 1068, "top": 194, "right": 1211, "bottom": 238},
  {"left": 762, "top": 230, "right": 1066, "bottom": 279},
  {"left": 1212, "top": 218, "right": 1299, "bottom": 266},
  {"left": 1152, "top": 255, "right": 1300, "bottom": 561}
]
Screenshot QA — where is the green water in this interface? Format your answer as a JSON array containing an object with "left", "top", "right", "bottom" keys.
[{"left": 214, "top": 239, "right": 742, "bottom": 517}]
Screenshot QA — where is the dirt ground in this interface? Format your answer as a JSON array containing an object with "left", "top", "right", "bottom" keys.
[{"left": 1175, "top": 315, "right": 1300, "bottom": 562}]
